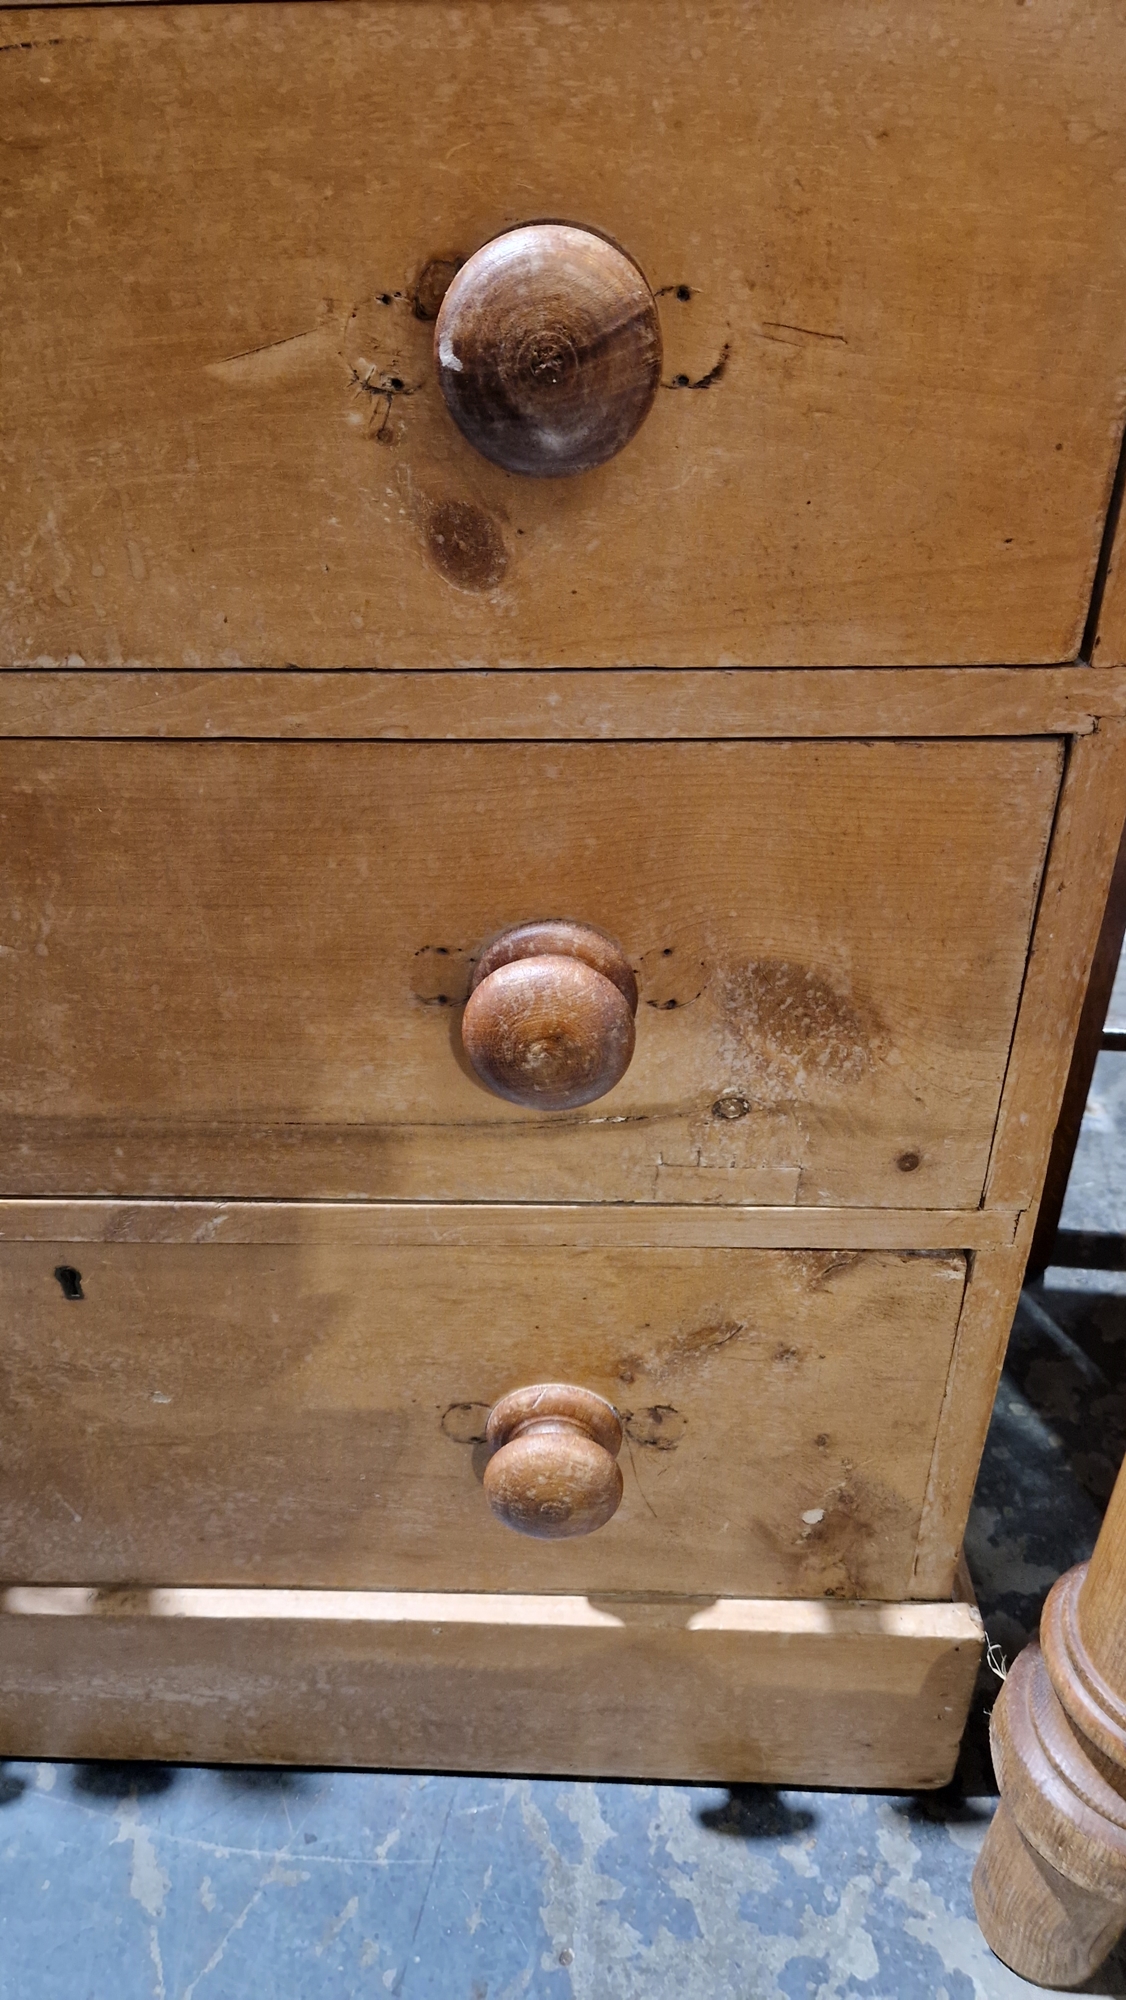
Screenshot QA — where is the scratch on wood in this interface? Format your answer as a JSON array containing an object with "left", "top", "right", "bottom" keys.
[
  {"left": 205, "top": 328, "right": 335, "bottom": 386},
  {"left": 213, "top": 329, "right": 321, "bottom": 366},
  {"left": 758, "top": 322, "right": 848, "bottom": 347},
  {"left": 623, "top": 1435, "right": 661, "bottom": 1521}
]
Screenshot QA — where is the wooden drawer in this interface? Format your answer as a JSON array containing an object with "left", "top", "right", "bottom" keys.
[
  {"left": 0, "top": 1238, "right": 966, "bottom": 1600},
  {"left": 4, "top": 1, "right": 1126, "bottom": 671},
  {"left": 0, "top": 736, "right": 1059, "bottom": 1204}
]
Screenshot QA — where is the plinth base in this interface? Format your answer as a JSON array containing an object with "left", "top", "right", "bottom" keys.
[{"left": 0, "top": 1584, "right": 981, "bottom": 1787}]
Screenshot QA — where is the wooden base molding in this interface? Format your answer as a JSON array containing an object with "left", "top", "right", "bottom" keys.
[
  {"left": 0, "top": 1586, "right": 982, "bottom": 1789},
  {"left": 974, "top": 1455, "right": 1126, "bottom": 1988}
]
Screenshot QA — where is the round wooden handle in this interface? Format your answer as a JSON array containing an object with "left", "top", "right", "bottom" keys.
[
  {"left": 434, "top": 223, "right": 662, "bottom": 477},
  {"left": 462, "top": 920, "right": 637, "bottom": 1111},
  {"left": 483, "top": 1384, "right": 624, "bottom": 1539}
]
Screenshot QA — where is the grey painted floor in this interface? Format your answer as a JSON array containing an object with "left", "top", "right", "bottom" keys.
[{"left": 2, "top": 967, "right": 1125, "bottom": 1998}]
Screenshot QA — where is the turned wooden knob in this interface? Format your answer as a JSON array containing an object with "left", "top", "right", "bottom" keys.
[
  {"left": 483, "top": 1384, "right": 624, "bottom": 1539},
  {"left": 462, "top": 920, "right": 637, "bottom": 1110},
  {"left": 434, "top": 223, "right": 662, "bottom": 477}
]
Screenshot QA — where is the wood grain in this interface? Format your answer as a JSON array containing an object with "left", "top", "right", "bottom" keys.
[
  {"left": 0, "top": 1584, "right": 983, "bottom": 1788},
  {"left": 976, "top": 1583, "right": 1126, "bottom": 1984},
  {"left": 974, "top": 1777, "right": 1126, "bottom": 1989},
  {"left": 1028, "top": 816, "right": 1126, "bottom": 1274},
  {"left": 482, "top": 1385, "right": 625, "bottom": 1539},
  {"left": 1092, "top": 446, "right": 1126, "bottom": 667},
  {"left": 463, "top": 955, "right": 636, "bottom": 1109},
  {"left": 1099, "top": 540, "right": 1126, "bottom": 667},
  {"left": 464, "top": 923, "right": 638, "bottom": 1111},
  {"left": 924, "top": 728, "right": 1126, "bottom": 1584},
  {"left": 4, "top": 2, "right": 1126, "bottom": 668},
  {"left": 911, "top": 1217, "right": 1036, "bottom": 1600},
  {"left": 985, "top": 720, "right": 1126, "bottom": 1207},
  {"left": 0, "top": 1241, "right": 967, "bottom": 1598},
  {"left": 0, "top": 1200, "right": 1023, "bottom": 1251},
  {"left": 1069, "top": 1469, "right": 1126, "bottom": 1705},
  {"left": 434, "top": 225, "right": 661, "bottom": 478},
  {"left": 0, "top": 738, "right": 1061, "bottom": 1205},
  {"left": 0, "top": 668, "right": 1123, "bottom": 740},
  {"left": 973, "top": 1444, "right": 1126, "bottom": 1980}
]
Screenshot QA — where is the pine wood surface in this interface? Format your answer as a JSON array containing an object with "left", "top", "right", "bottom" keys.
[
  {"left": 0, "top": 1584, "right": 983, "bottom": 1787},
  {"left": 2, "top": 0, "right": 1124, "bottom": 1797},
  {"left": 4, "top": 2, "right": 1126, "bottom": 669},
  {"left": 1, "top": 667, "right": 1124, "bottom": 739},
  {"left": 1094, "top": 461, "right": 1126, "bottom": 667},
  {"left": 0, "top": 1200, "right": 1022, "bottom": 1251},
  {"left": 911, "top": 1219, "right": 1035, "bottom": 1602},
  {"left": 0, "top": 738, "right": 1061, "bottom": 1205},
  {"left": 985, "top": 720, "right": 1126, "bottom": 1208},
  {"left": 0, "top": 1241, "right": 967, "bottom": 1598},
  {"left": 1101, "top": 542, "right": 1126, "bottom": 668},
  {"left": 1029, "top": 816, "right": 1126, "bottom": 1274}
]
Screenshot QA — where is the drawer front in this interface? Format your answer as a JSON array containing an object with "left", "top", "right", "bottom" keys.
[
  {"left": 0, "top": 1241, "right": 966, "bottom": 1600},
  {"left": 5, "top": 1, "right": 1126, "bottom": 670},
  {"left": 0, "top": 738, "right": 1059, "bottom": 1205}
]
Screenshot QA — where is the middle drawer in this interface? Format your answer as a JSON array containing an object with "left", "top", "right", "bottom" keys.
[{"left": 0, "top": 736, "right": 1058, "bottom": 1205}]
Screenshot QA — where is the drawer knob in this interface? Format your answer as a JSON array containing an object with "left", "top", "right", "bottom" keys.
[
  {"left": 484, "top": 1384, "right": 624, "bottom": 1539},
  {"left": 463, "top": 920, "right": 637, "bottom": 1110},
  {"left": 434, "top": 223, "right": 662, "bottom": 478}
]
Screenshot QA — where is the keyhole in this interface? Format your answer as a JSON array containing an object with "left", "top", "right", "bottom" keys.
[{"left": 53, "top": 1265, "right": 84, "bottom": 1301}]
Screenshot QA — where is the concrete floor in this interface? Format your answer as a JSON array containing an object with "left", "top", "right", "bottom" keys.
[{"left": 2, "top": 965, "right": 1125, "bottom": 1998}]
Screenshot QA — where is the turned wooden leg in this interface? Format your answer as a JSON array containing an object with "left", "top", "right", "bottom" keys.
[{"left": 973, "top": 1454, "right": 1126, "bottom": 1987}]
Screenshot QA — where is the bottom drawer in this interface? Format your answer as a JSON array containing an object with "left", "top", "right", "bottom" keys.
[{"left": 0, "top": 1242, "right": 967, "bottom": 1601}]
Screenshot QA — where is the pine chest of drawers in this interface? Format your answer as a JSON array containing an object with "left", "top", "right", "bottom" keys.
[{"left": 2, "top": 0, "right": 1125, "bottom": 1787}]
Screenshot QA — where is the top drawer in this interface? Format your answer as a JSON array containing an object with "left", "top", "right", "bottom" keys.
[{"left": 4, "top": 0, "right": 1126, "bottom": 671}]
